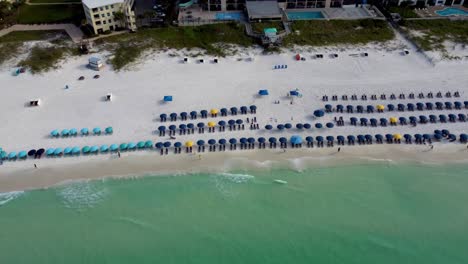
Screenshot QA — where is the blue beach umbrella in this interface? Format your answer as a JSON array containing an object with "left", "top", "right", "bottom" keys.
[
  {"left": 315, "top": 123, "right": 323, "bottom": 129},
  {"left": 296, "top": 123, "right": 303, "bottom": 129},
  {"left": 64, "top": 147, "right": 73, "bottom": 154},
  {"left": 240, "top": 138, "right": 247, "bottom": 144},
  {"left": 180, "top": 112, "right": 188, "bottom": 119},
  {"left": 145, "top": 141, "right": 153, "bottom": 148},
  {"left": 258, "top": 137, "right": 266, "bottom": 144},
  {"left": 197, "top": 140, "right": 205, "bottom": 146},
  {"left": 110, "top": 144, "right": 119, "bottom": 151},
  {"left": 315, "top": 136, "right": 324, "bottom": 142},
  {"left": 229, "top": 138, "right": 237, "bottom": 144},
  {"left": 82, "top": 146, "right": 91, "bottom": 153},
  {"left": 158, "top": 126, "right": 166, "bottom": 131},
  {"left": 236, "top": 119, "right": 243, "bottom": 125},
  {"left": 72, "top": 147, "right": 81, "bottom": 154},
  {"left": 54, "top": 148, "right": 63, "bottom": 155},
  {"left": 269, "top": 137, "right": 277, "bottom": 143},
  {"left": 326, "top": 136, "right": 334, "bottom": 142},
  {"left": 284, "top": 123, "right": 292, "bottom": 129},
  {"left": 105, "top": 127, "right": 113, "bottom": 134},
  {"left": 127, "top": 142, "right": 136, "bottom": 149},
  {"left": 155, "top": 142, "right": 164, "bottom": 149},
  {"left": 290, "top": 135, "right": 302, "bottom": 145},
  {"left": 326, "top": 122, "right": 334, "bottom": 128},
  {"left": 303, "top": 123, "right": 311, "bottom": 129},
  {"left": 81, "top": 128, "right": 89, "bottom": 135},
  {"left": 46, "top": 148, "right": 55, "bottom": 155},
  {"left": 100, "top": 145, "right": 109, "bottom": 152},
  {"left": 248, "top": 137, "right": 255, "bottom": 144},
  {"left": 219, "top": 139, "right": 227, "bottom": 145},
  {"left": 265, "top": 125, "right": 273, "bottom": 130},
  {"left": 93, "top": 127, "right": 101, "bottom": 135},
  {"left": 137, "top": 141, "right": 146, "bottom": 148},
  {"left": 218, "top": 121, "right": 226, "bottom": 126},
  {"left": 277, "top": 124, "right": 285, "bottom": 130},
  {"left": 61, "top": 129, "right": 70, "bottom": 136},
  {"left": 179, "top": 124, "right": 187, "bottom": 130},
  {"left": 337, "top": 135, "right": 345, "bottom": 142},
  {"left": 279, "top": 137, "right": 287, "bottom": 144},
  {"left": 314, "top": 110, "right": 325, "bottom": 117},
  {"left": 50, "top": 129, "right": 59, "bottom": 137},
  {"left": 174, "top": 142, "right": 182, "bottom": 148},
  {"left": 90, "top": 146, "right": 99, "bottom": 153},
  {"left": 119, "top": 143, "right": 128, "bottom": 150},
  {"left": 70, "top": 128, "right": 78, "bottom": 136},
  {"left": 18, "top": 151, "right": 27, "bottom": 159},
  {"left": 306, "top": 136, "right": 314, "bottom": 142},
  {"left": 8, "top": 152, "right": 17, "bottom": 159},
  {"left": 187, "top": 123, "right": 195, "bottom": 129},
  {"left": 164, "top": 142, "right": 171, "bottom": 148},
  {"left": 160, "top": 114, "right": 167, "bottom": 120},
  {"left": 197, "top": 122, "right": 205, "bottom": 128},
  {"left": 208, "top": 139, "right": 216, "bottom": 145},
  {"left": 169, "top": 125, "right": 177, "bottom": 131},
  {"left": 228, "top": 120, "right": 235, "bottom": 126}
]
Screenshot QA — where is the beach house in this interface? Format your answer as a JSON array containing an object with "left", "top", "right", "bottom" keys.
[{"left": 82, "top": 0, "right": 137, "bottom": 35}]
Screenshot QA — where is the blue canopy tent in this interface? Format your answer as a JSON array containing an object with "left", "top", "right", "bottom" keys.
[
  {"left": 50, "top": 129, "right": 59, "bottom": 137},
  {"left": 105, "top": 127, "right": 113, "bottom": 134},
  {"left": 303, "top": 123, "right": 311, "bottom": 129},
  {"left": 54, "top": 148, "right": 63, "bottom": 155},
  {"left": 290, "top": 135, "right": 302, "bottom": 145},
  {"left": 314, "top": 110, "right": 324, "bottom": 117},
  {"left": 100, "top": 145, "right": 109, "bottom": 152},
  {"left": 326, "top": 122, "right": 334, "bottom": 128},
  {"left": 258, "top": 90, "right": 269, "bottom": 95},
  {"left": 90, "top": 146, "right": 99, "bottom": 153},
  {"left": 93, "top": 127, "right": 101, "bottom": 135},
  {"left": 163, "top": 96, "right": 173, "bottom": 102},
  {"left": 18, "top": 151, "right": 27, "bottom": 159},
  {"left": 265, "top": 125, "right": 273, "bottom": 130},
  {"left": 61, "top": 129, "right": 70, "bottom": 136},
  {"left": 72, "top": 147, "right": 81, "bottom": 154},
  {"left": 315, "top": 123, "right": 323, "bottom": 129},
  {"left": 70, "top": 128, "right": 78, "bottom": 136},
  {"left": 110, "top": 144, "right": 119, "bottom": 151},
  {"left": 277, "top": 124, "right": 285, "bottom": 130},
  {"left": 81, "top": 128, "right": 89, "bottom": 135},
  {"left": 284, "top": 123, "right": 292, "bottom": 129}
]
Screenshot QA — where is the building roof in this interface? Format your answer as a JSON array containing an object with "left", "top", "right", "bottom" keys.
[
  {"left": 246, "top": 0, "right": 282, "bottom": 19},
  {"left": 82, "top": 0, "right": 124, "bottom": 9}
]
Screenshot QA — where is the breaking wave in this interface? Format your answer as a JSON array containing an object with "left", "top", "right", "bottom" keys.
[
  {"left": 56, "top": 180, "right": 108, "bottom": 211},
  {"left": 0, "top": 191, "right": 24, "bottom": 207}
]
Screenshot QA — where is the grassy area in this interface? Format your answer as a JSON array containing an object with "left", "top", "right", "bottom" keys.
[
  {"left": 17, "top": 4, "right": 84, "bottom": 24},
  {"left": 283, "top": 19, "right": 394, "bottom": 46},
  {"left": 0, "top": 30, "right": 66, "bottom": 43},
  {"left": 29, "top": 0, "right": 81, "bottom": 3},
  {"left": 400, "top": 19, "right": 468, "bottom": 51},
  {"left": 251, "top": 21, "right": 284, "bottom": 34},
  {"left": 0, "top": 30, "right": 68, "bottom": 66},
  {"left": 97, "top": 23, "right": 255, "bottom": 71},
  {"left": 387, "top": 6, "right": 419, "bottom": 18},
  {"left": 18, "top": 46, "right": 69, "bottom": 73}
]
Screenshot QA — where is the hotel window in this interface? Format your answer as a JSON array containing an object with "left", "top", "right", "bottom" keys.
[
  {"left": 92, "top": 8, "right": 98, "bottom": 12},
  {"left": 111, "top": 4, "right": 114, "bottom": 8},
  {"left": 101, "top": 14, "right": 105, "bottom": 17},
  {"left": 108, "top": 19, "right": 112, "bottom": 23},
  {"left": 103, "top": 21, "right": 107, "bottom": 24},
  {"left": 105, "top": 6, "right": 109, "bottom": 10},
  {"left": 96, "top": 21, "right": 102, "bottom": 25},
  {"left": 100, "top": 7, "right": 103, "bottom": 11},
  {"left": 107, "top": 13, "right": 110, "bottom": 16}
]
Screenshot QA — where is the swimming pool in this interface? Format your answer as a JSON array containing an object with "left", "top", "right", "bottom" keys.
[
  {"left": 215, "top": 12, "right": 243, "bottom": 21},
  {"left": 435, "top": 7, "right": 468, "bottom": 16},
  {"left": 286, "top": 11, "right": 325, "bottom": 20}
]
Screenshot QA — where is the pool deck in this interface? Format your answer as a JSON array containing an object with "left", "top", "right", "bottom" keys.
[
  {"left": 414, "top": 6, "right": 468, "bottom": 18},
  {"left": 178, "top": 5, "right": 246, "bottom": 26}
]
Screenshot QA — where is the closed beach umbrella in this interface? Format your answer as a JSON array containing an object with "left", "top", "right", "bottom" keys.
[
  {"left": 240, "top": 138, "right": 247, "bottom": 144},
  {"left": 90, "top": 146, "right": 99, "bottom": 153},
  {"left": 265, "top": 125, "right": 273, "bottom": 130},
  {"left": 296, "top": 123, "right": 303, "bottom": 129},
  {"left": 248, "top": 137, "right": 255, "bottom": 144},
  {"left": 169, "top": 125, "right": 177, "bottom": 131},
  {"left": 207, "top": 121, "right": 216, "bottom": 128},
  {"left": 81, "top": 128, "right": 89, "bottom": 135},
  {"left": 18, "top": 151, "right": 27, "bottom": 159},
  {"left": 137, "top": 141, "right": 146, "bottom": 148},
  {"left": 72, "top": 147, "right": 80, "bottom": 154},
  {"left": 277, "top": 124, "right": 285, "bottom": 130},
  {"left": 315, "top": 123, "right": 323, "bottom": 129},
  {"left": 269, "top": 137, "right": 277, "bottom": 143},
  {"left": 61, "top": 129, "right": 70, "bottom": 136},
  {"left": 314, "top": 110, "right": 325, "bottom": 117},
  {"left": 315, "top": 136, "right": 324, "bottom": 142},
  {"left": 46, "top": 148, "right": 55, "bottom": 155},
  {"left": 145, "top": 140, "right": 153, "bottom": 148},
  {"left": 174, "top": 142, "right": 182, "bottom": 148},
  {"left": 110, "top": 144, "right": 118, "bottom": 151},
  {"left": 50, "top": 129, "right": 59, "bottom": 137},
  {"left": 28, "top": 149, "right": 37, "bottom": 156},
  {"left": 105, "top": 127, "right": 113, "bottom": 134},
  {"left": 219, "top": 139, "right": 227, "bottom": 145},
  {"left": 70, "top": 128, "right": 78, "bottom": 136},
  {"left": 303, "top": 123, "right": 311, "bottom": 129},
  {"left": 82, "top": 146, "right": 91, "bottom": 153},
  {"left": 279, "top": 137, "right": 287, "bottom": 144},
  {"left": 100, "top": 145, "right": 109, "bottom": 152},
  {"left": 197, "top": 140, "right": 205, "bottom": 146},
  {"left": 155, "top": 142, "right": 164, "bottom": 149},
  {"left": 127, "top": 142, "right": 136, "bottom": 149},
  {"left": 119, "top": 143, "right": 128, "bottom": 150},
  {"left": 164, "top": 142, "right": 171, "bottom": 148},
  {"left": 285, "top": 123, "right": 292, "bottom": 129},
  {"left": 229, "top": 138, "right": 237, "bottom": 144},
  {"left": 8, "top": 152, "right": 17, "bottom": 159},
  {"left": 326, "top": 122, "right": 334, "bottom": 128},
  {"left": 54, "top": 148, "right": 63, "bottom": 155},
  {"left": 258, "top": 137, "right": 266, "bottom": 143}
]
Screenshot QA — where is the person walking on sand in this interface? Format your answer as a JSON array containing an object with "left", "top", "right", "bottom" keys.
[
  {"left": 118, "top": 151, "right": 121, "bottom": 158},
  {"left": 34, "top": 164, "right": 37, "bottom": 168},
  {"left": 338, "top": 147, "right": 341, "bottom": 152},
  {"left": 430, "top": 145, "right": 434, "bottom": 150}
]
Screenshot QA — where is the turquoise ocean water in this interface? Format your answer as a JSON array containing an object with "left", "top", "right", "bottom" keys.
[{"left": 1, "top": 162, "right": 468, "bottom": 263}]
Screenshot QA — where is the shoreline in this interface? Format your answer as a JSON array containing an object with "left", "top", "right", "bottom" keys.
[{"left": 1, "top": 144, "right": 468, "bottom": 193}]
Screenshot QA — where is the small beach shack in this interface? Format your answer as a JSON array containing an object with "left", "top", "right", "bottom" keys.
[
  {"left": 263, "top": 28, "right": 278, "bottom": 44},
  {"left": 88, "top": 57, "right": 103, "bottom": 71}
]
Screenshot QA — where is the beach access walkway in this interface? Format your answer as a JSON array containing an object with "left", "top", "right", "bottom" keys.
[{"left": 0, "top": 24, "right": 84, "bottom": 43}]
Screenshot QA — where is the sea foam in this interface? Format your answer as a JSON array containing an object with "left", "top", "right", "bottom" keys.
[
  {"left": 56, "top": 181, "right": 108, "bottom": 211},
  {"left": 0, "top": 191, "right": 24, "bottom": 207}
]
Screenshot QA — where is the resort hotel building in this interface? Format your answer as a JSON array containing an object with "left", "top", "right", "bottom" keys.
[{"left": 82, "top": 0, "right": 137, "bottom": 35}]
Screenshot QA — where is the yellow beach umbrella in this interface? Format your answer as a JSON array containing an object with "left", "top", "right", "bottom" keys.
[
  {"left": 389, "top": 117, "right": 397, "bottom": 123},
  {"left": 376, "top": 104, "right": 384, "bottom": 111},
  {"left": 210, "top": 109, "right": 218, "bottom": 115},
  {"left": 207, "top": 121, "right": 216, "bottom": 127},
  {"left": 185, "top": 141, "right": 194, "bottom": 147},
  {"left": 393, "top": 134, "right": 402, "bottom": 140}
]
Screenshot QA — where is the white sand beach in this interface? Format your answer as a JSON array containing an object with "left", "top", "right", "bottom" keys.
[{"left": 1, "top": 42, "right": 468, "bottom": 192}]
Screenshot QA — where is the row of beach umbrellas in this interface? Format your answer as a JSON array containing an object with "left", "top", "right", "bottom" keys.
[
  {"left": 265, "top": 122, "right": 334, "bottom": 130},
  {"left": 50, "top": 127, "right": 113, "bottom": 137},
  {"left": 159, "top": 106, "right": 258, "bottom": 122},
  {"left": 349, "top": 113, "right": 467, "bottom": 126},
  {"left": 325, "top": 101, "right": 468, "bottom": 113},
  {"left": 158, "top": 119, "right": 246, "bottom": 131}
]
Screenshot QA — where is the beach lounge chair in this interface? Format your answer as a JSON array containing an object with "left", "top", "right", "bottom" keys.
[
  {"left": 183, "top": 57, "right": 188, "bottom": 63},
  {"left": 106, "top": 94, "right": 112, "bottom": 101},
  {"left": 199, "top": 59, "right": 204, "bottom": 63},
  {"left": 213, "top": 58, "right": 218, "bottom": 63},
  {"left": 29, "top": 99, "right": 41, "bottom": 107}
]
